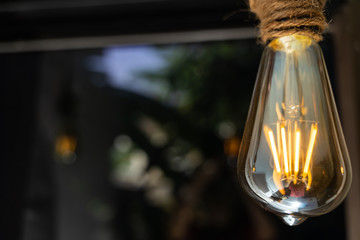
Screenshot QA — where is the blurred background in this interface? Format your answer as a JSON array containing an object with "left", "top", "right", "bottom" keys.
[{"left": 0, "top": 0, "right": 359, "bottom": 240}]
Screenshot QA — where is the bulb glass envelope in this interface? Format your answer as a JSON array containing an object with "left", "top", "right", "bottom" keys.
[{"left": 238, "top": 35, "right": 352, "bottom": 225}]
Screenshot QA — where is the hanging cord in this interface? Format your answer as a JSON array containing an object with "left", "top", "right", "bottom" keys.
[{"left": 249, "top": 0, "right": 327, "bottom": 43}]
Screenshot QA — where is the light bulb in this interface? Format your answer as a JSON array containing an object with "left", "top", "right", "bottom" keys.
[{"left": 237, "top": 35, "right": 352, "bottom": 226}]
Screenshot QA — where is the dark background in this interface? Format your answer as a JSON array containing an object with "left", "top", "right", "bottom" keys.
[{"left": 0, "top": 0, "right": 354, "bottom": 240}]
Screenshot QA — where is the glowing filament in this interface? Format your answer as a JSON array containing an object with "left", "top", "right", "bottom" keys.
[
  {"left": 288, "top": 127, "right": 292, "bottom": 174},
  {"left": 294, "top": 130, "right": 301, "bottom": 174},
  {"left": 265, "top": 122, "right": 318, "bottom": 190},
  {"left": 306, "top": 170, "right": 312, "bottom": 190},
  {"left": 303, "top": 124, "right": 317, "bottom": 175},
  {"left": 268, "top": 130, "right": 281, "bottom": 173},
  {"left": 281, "top": 125, "right": 289, "bottom": 174}
]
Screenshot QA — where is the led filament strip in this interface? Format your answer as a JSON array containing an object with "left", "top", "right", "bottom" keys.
[{"left": 265, "top": 123, "right": 317, "bottom": 190}]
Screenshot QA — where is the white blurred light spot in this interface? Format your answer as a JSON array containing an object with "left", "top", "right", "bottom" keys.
[
  {"left": 114, "top": 135, "right": 133, "bottom": 152},
  {"left": 128, "top": 150, "right": 148, "bottom": 176},
  {"left": 168, "top": 149, "right": 203, "bottom": 174},
  {"left": 144, "top": 167, "right": 174, "bottom": 207},
  {"left": 290, "top": 201, "right": 302, "bottom": 209},
  {"left": 218, "top": 121, "right": 236, "bottom": 139},
  {"left": 137, "top": 116, "right": 168, "bottom": 147},
  {"left": 111, "top": 149, "right": 148, "bottom": 188}
]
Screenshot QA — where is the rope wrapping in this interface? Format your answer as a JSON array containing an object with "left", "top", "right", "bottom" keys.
[{"left": 249, "top": 0, "right": 327, "bottom": 43}]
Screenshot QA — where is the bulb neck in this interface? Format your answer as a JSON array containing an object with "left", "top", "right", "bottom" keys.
[{"left": 268, "top": 35, "right": 315, "bottom": 53}]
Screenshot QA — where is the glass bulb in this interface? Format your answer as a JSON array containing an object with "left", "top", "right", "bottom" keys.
[{"left": 238, "top": 35, "right": 352, "bottom": 226}]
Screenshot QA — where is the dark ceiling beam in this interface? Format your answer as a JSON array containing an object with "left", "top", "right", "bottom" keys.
[
  {"left": 0, "top": 0, "right": 250, "bottom": 42},
  {"left": 0, "top": 28, "right": 256, "bottom": 53},
  {"left": 0, "top": 0, "right": 347, "bottom": 44}
]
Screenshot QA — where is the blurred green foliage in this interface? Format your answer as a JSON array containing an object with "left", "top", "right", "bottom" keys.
[{"left": 140, "top": 40, "right": 262, "bottom": 133}]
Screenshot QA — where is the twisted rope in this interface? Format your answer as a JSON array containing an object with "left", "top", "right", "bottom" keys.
[{"left": 249, "top": 0, "right": 327, "bottom": 43}]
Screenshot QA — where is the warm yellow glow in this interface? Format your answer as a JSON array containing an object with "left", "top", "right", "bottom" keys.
[
  {"left": 268, "top": 35, "right": 312, "bottom": 52},
  {"left": 294, "top": 130, "right": 301, "bottom": 174},
  {"left": 276, "top": 122, "right": 281, "bottom": 157},
  {"left": 265, "top": 122, "right": 318, "bottom": 189},
  {"left": 281, "top": 125, "right": 289, "bottom": 174},
  {"left": 268, "top": 130, "right": 281, "bottom": 173},
  {"left": 306, "top": 170, "right": 312, "bottom": 191},
  {"left": 224, "top": 137, "right": 241, "bottom": 156},
  {"left": 288, "top": 127, "right": 292, "bottom": 174},
  {"left": 303, "top": 124, "right": 317, "bottom": 175},
  {"left": 55, "top": 134, "right": 77, "bottom": 156}
]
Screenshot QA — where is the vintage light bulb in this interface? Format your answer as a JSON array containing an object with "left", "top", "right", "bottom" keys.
[{"left": 238, "top": 35, "right": 352, "bottom": 226}]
